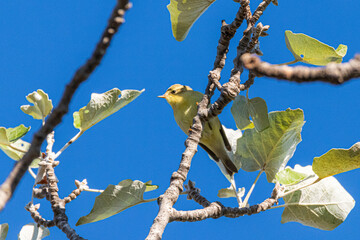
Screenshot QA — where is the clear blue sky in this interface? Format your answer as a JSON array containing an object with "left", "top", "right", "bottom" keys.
[{"left": 0, "top": 0, "right": 359, "bottom": 239}]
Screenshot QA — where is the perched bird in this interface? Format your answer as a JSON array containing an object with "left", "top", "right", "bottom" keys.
[{"left": 158, "top": 84, "right": 238, "bottom": 177}]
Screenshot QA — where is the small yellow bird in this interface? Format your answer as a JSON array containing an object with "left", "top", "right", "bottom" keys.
[{"left": 158, "top": 84, "right": 238, "bottom": 177}]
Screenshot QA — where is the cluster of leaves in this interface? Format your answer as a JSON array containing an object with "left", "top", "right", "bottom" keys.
[
  {"left": 0, "top": 88, "right": 146, "bottom": 238},
  {"left": 228, "top": 95, "right": 357, "bottom": 230},
  {"left": 167, "top": 0, "right": 347, "bottom": 66}
]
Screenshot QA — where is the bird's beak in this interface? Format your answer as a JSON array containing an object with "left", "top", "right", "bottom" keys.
[{"left": 157, "top": 94, "right": 166, "bottom": 99}]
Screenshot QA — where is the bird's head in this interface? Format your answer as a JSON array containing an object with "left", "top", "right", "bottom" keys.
[{"left": 158, "top": 84, "right": 193, "bottom": 107}]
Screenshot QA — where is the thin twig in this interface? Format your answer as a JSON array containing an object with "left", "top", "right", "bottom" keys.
[
  {"left": 170, "top": 183, "right": 280, "bottom": 222},
  {"left": 54, "top": 131, "right": 84, "bottom": 159},
  {"left": 0, "top": 0, "right": 132, "bottom": 212},
  {"left": 242, "top": 53, "right": 360, "bottom": 84}
]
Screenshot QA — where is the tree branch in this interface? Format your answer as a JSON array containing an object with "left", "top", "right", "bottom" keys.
[
  {"left": 170, "top": 183, "right": 280, "bottom": 222},
  {"left": 241, "top": 53, "right": 360, "bottom": 84},
  {"left": 146, "top": 0, "right": 274, "bottom": 238},
  {"left": 0, "top": 0, "right": 132, "bottom": 211}
]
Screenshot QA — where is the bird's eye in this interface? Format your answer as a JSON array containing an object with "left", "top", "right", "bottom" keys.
[{"left": 170, "top": 90, "right": 176, "bottom": 94}]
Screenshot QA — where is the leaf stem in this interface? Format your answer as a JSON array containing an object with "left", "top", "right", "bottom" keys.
[
  {"left": 279, "top": 177, "right": 320, "bottom": 198},
  {"left": 28, "top": 167, "right": 37, "bottom": 179},
  {"left": 242, "top": 170, "right": 263, "bottom": 207},
  {"left": 143, "top": 197, "right": 158, "bottom": 203},
  {"left": 54, "top": 131, "right": 84, "bottom": 159},
  {"left": 83, "top": 188, "right": 104, "bottom": 193},
  {"left": 274, "top": 59, "right": 300, "bottom": 66}
]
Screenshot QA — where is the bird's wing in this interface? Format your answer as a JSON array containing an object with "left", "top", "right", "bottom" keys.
[
  {"left": 199, "top": 142, "right": 219, "bottom": 162},
  {"left": 219, "top": 123, "right": 232, "bottom": 151}
]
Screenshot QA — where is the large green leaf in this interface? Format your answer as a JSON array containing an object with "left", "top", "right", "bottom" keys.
[
  {"left": 313, "top": 142, "right": 360, "bottom": 178},
  {"left": 73, "top": 88, "right": 144, "bottom": 132},
  {"left": 167, "top": 0, "right": 216, "bottom": 41},
  {"left": 0, "top": 139, "right": 41, "bottom": 168},
  {"left": 231, "top": 95, "right": 269, "bottom": 132},
  {"left": 0, "top": 223, "right": 8, "bottom": 240},
  {"left": 20, "top": 89, "right": 53, "bottom": 119},
  {"left": 275, "top": 166, "right": 309, "bottom": 185},
  {"left": 18, "top": 223, "right": 50, "bottom": 240},
  {"left": 281, "top": 165, "right": 355, "bottom": 230},
  {"left": 76, "top": 179, "right": 157, "bottom": 226},
  {"left": 285, "top": 30, "right": 347, "bottom": 66},
  {"left": 235, "top": 109, "right": 304, "bottom": 182}
]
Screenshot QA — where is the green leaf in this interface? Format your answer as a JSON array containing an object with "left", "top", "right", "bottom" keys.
[
  {"left": 144, "top": 181, "right": 159, "bottom": 192},
  {"left": 18, "top": 223, "right": 50, "bottom": 240},
  {"left": 218, "top": 186, "right": 244, "bottom": 199},
  {"left": 312, "top": 142, "right": 360, "bottom": 178},
  {"left": 335, "top": 44, "right": 348, "bottom": 57},
  {"left": 76, "top": 179, "right": 157, "bottom": 226},
  {"left": 275, "top": 166, "right": 309, "bottom": 185},
  {"left": 231, "top": 95, "right": 251, "bottom": 130},
  {"left": 167, "top": 0, "right": 216, "bottom": 41},
  {"left": 285, "top": 30, "right": 347, "bottom": 66},
  {"left": 73, "top": 88, "right": 144, "bottom": 132},
  {"left": 235, "top": 109, "right": 304, "bottom": 182},
  {"left": 231, "top": 96, "right": 269, "bottom": 132},
  {"left": 0, "top": 125, "right": 30, "bottom": 145},
  {"left": 0, "top": 139, "right": 41, "bottom": 168},
  {"left": 248, "top": 97, "right": 270, "bottom": 132},
  {"left": 281, "top": 165, "right": 355, "bottom": 231},
  {"left": 20, "top": 89, "right": 53, "bottom": 119},
  {"left": 0, "top": 223, "right": 8, "bottom": 240}
]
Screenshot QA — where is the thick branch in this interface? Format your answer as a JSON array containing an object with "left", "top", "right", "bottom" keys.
[
  {"left": 242, "top": 54, "right": 360, "bottom": 84},
  {"left": 0, "top": 0, "right": 131, "bottom": 211},
  {"left": 146, "top": 2, "right": 249, "bottom": 239}
]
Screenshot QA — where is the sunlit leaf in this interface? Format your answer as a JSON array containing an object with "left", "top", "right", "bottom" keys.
[
  {"left": 312, "top": 142, "right": 360, "bottom": 178},
  {"left": 276, "top": 166, "right": 309, "bottom": 185},
  {"left": 281, "top": 165, "right": 355, "bottom": 231},
  {"left": 167, "top": 0, "right": 216, "bottom": 41},
  {"left": 235, "top": 109, "right": 304, "bottom": 182},
  {"left": 18, "top": 223, "right": 50, "bottom": 240},
  {"left": 0, "top": 139, "right": 40, "bottom": 168},
  {"left": 20, "top": 90, "right": 53, "bottom": 119},
  {"left": 218, "top": 186, "right": 244, "bottom": 199},
  {"left": 73, "top": 88, "right": 144, "bottom": 132},
  {"left": 144, "top": 181, "right": 159, "bottom": 192},
  {"left": 0, "top": 223, "right": 8, "bottom": 240},
  {"left": 76, "top": 179, "right": 157, "bottom": 226},
  {"left": 285, "top": 30, "right": 347, "bottom": 66}
]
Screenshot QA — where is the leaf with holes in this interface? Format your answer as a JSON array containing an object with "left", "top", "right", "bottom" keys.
[
  {"left": 76, "top": 179, "right": 158, "bottom": 226},
  {"left": 73, "top": 88, "right": 144, "bottom": 132},
  {"left": 235, "top": 109, "right": 304, "bottom": 182},
  {"left": 167, "top": 0, "right": 216, "bottom": 41},
  {"left": 312, "top": 142, "right": 360, "bottom": 178},
  {"left": 285, "top": 30, "right": 347, "bottom": 66},
  {"left": 281, "top": 165, "right": 355, "bottom": 230},
  {"left": 21, "top": 89, "right": 53, "bottom": 119}
]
